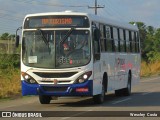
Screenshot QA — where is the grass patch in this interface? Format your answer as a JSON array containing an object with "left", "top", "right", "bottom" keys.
[
  {"left": 0, "top": 69, "right": 21, "bottom": 99},
  {"left": 0, "top": 54, "right": 21, "bottom": 99},
  {"left": 140, "top": 61, "right": 160, "bottom": 77}
]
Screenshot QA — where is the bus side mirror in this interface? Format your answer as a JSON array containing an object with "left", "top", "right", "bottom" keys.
[
  {"left": 94, "top": 28, "right": 100, "bottom": 41},
  {"left": 15, "top": 35, "right": 20, "bottom": 48},
  {"left": 15, "top": 26, "right": 22, "bottom": 48}
]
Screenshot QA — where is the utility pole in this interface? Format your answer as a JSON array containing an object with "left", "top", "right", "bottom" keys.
[{"left": 88, "top": 0, "right": 105, "bottom": 15}]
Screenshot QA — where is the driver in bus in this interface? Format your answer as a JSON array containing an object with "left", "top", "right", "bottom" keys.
[
  {"left": 62, "top": 37, "right": 74, "bottom": 56},
  {"left": 63, "top": 43, "right": 70, "bottom": 56}
]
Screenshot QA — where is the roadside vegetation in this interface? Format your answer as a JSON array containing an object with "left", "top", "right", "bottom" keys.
[
  {"left": 131, "top": 22, "right": 160, "bottom": 77},
  {"left": 141, "top": 61, "right": 160, "bottom": 77},
  {"left": 0, "top": 54, "right": 20, "bottom": 99},
  {"left": 1, "top": 22, "right": 160, "bottom": 99}
]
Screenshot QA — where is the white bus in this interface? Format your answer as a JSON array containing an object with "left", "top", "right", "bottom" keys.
[{"left": 16, "top": 11, "right": 141, "bottom": 104}]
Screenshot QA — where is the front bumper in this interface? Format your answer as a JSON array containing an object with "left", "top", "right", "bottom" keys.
[{"left": 21, "top": 80, "right": 93, "bottom": 96}]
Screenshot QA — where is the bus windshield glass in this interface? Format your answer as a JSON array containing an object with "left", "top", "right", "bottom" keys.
[{"left": 22, "top": 30, "right": 91, "bottom": 69}]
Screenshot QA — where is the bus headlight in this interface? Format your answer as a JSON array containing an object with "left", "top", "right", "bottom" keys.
[
  {"left": 75, "top": 71, "right": 92, "bottom": 84},
  {"left": 21, "top": 72, "right": 38, "bottom": 84}
]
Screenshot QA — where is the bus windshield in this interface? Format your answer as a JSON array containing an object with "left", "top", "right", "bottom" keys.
[{"left": 22, "top": 30, "right": 91, "bottom": 69}]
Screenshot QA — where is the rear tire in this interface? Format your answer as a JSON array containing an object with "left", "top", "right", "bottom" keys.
[
  {"left": 115, "top": 72, "right": 131, "bottom": 96},
  {"left": 39, "top": 95, "right": 51, "bottom": 104},
  {"left": 123, "top": 73, "right": 131, "bottom": 96},
  {"left": 93, "top": 82, "right": 105, "bottom": 104}
]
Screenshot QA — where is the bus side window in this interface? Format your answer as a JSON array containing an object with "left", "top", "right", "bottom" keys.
[
  {"left": 113, "top": 27, "right": 119, "bottom": 52},
  {"left": 119, "top": 28, "right": 125, "bottom": 52},
  {"left": 93, "top": 28, "right": 100, "bottom": 61},
  {"left": 126, "top": 30, "right": 130, "bottom": 53},
  {"left": 99, "top": 24, "right": 105, "bottom": 52},
  {"left": 105, "top": 25, "right": 112, "bottom": 52},
  {"left": 134, "top": 32, "right": 139, "bottom": 53},
  {"left": 136, "top": 32, "right": 140, "bottom": 53},
  {"left": 131, "top": 31, "right": 136, "bottom": 53},
  {"left": 123, "top": 29, "right": 127, "bottom": 52},
  {"left": 129, "top": 31, "right": 133, "bottom": 52}
]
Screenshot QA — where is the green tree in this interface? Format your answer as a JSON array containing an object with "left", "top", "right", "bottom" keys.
[
  {"left": 143, "top": 26, "right": 155, "bottom": 60},
  {"left": 0, "top": 33, "right": 9, "bottom": 40},
  {"left": 147, "top": 26, "right": 155, "bottom": 35},
  {"left": 8, "top": 34, "right": 15, "bottom": 40},
  {"left": 147, "top": 28, "right": 160, "bottom": 62}
]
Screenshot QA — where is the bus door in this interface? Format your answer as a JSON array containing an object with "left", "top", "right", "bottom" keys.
[{"left": 92, "top": 27, "right": 102, "bottom": 95}]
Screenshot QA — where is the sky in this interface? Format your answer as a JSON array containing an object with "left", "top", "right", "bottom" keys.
[{"left": 0, "top": 0, "right": 160, "bottom": 34}]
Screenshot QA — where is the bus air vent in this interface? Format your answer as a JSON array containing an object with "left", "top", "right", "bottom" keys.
[{"left": 33, "top": 72, "right": 77, "bottom": 78}]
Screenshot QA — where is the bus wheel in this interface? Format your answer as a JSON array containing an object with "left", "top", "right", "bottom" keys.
[
  {"left": 115, "top": 73, "right": 131, "bottom": 96},
  {"left": 93, "top": 82, "right": 105, "bottom": 104},
  {"left": 39, "top": 95, "right": 51, "bottom": 104},
  {"left": 123, "top": 72, "right": 131, "bottom": 96}
]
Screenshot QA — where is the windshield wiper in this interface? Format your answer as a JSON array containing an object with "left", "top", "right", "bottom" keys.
[
  {"left": 60, "top": 27, "right": 75, "bottom": 44},
  {"left": 37, "top": 29, "right": 50, "bottom": 54},
  {"left": 37, "top": 29, "right": 49, "bottom": 46}
]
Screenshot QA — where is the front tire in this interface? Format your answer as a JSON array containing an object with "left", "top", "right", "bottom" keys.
[
  {"left": 39, "top": 95, "right": 51, "bottom": 104},
  {"left": 93, "top": 83, "right": 105, "bottom": 104}
]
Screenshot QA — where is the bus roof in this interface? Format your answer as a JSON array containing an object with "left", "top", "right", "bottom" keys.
[{"left": 25, "top": 11, "right": 138, "bottom": 31}]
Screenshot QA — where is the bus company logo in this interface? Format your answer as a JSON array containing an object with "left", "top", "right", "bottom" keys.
[
  {"left": 2, "top": 112, "right": 11, "bottom": 117},
  {"left": 53, "top": 79, "right": 58, "bottom": 84}
]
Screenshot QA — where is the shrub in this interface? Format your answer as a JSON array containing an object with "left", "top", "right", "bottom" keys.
[
  {"left": 0, "top": 54, "right": 21, "bottom": 99},
  {"left": 0, "top": 54, "right": 20, "bottom": 69}
]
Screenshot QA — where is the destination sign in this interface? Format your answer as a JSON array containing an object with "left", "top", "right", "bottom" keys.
[
  {"left": 24, "top": 16, "right": 89, "bottom": 28},
  {"left": 41, "top": 18, "right": 72, "bottom": 25}
]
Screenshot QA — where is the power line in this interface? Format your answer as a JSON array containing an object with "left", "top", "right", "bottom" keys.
[
  {"left": 88, "top": 0, "right": 105, "bottom": 15},
  {"left": 105, "top": 0, "right": 129, "bottom": 21}
]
